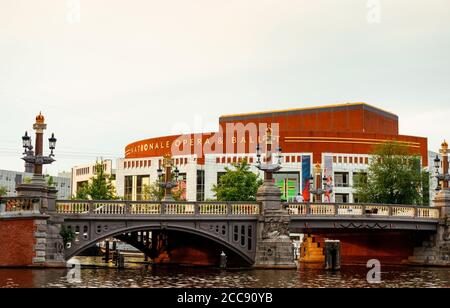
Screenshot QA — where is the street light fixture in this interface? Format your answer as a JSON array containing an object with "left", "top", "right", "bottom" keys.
[
  {"left": 22, "top": 131, "right": 32, "bottom": 152},
  {"left": 434, "top": 141, "right": 450, "bottom": 191},
  {"left": 49, "top": 133, "right": 57, "bottom": 157}
]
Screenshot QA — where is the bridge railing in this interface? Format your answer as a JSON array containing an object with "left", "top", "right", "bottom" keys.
[
  {"left": 56, "top": 200, "right": 260, "bottom": 216},
  {"left": 0, "top": 197, "right": 41, "bottom": 215},
  {"left": 286, "top": 203, "right": 440, "bottom": 219}
]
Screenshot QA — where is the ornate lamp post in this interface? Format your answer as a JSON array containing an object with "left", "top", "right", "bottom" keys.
[
  {"left": 432, "top": 140, "right": 450, "bottom": 219},
  {"left": 21, "top": 112, "right": 57, "bottom": 184},
  {"left": 157, "top": 154, "right": 180, "bottom": 202},
  {"left": 255, "top": 126, "right": 283, "bottom": 181},
  {"left": 254, "top": 126, "right": 297, "bottom": 269},
  {"left": 308, "top": 162, "right": 332, "bottom": 203},
  {"left": 434, "top": 140, "right": 450, "bottom": 191},
  {"left": 255, "top": 126, "right": 284, "bottom": 211}
]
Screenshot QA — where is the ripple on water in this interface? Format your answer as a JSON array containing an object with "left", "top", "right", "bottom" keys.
[{"left": 1, "top": 259, "right": 449, "bottom": 288}]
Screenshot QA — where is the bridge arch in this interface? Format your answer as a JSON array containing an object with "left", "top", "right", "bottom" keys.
[{"left": 65, "top": 224, "right": 254, "bottom": 265}]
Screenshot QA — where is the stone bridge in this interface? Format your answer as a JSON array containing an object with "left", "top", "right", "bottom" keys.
[
  {"left": 0, "top": 196, "right": 446, "bottom": 268},
  {"left": 54, "top": 200, "right": 440, "bottom": 265}
]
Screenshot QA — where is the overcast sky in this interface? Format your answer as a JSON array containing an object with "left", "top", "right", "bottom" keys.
[{"left": 1, "top": 0, "right": 449, "bottom": 175}]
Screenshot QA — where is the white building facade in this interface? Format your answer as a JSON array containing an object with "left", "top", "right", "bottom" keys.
[{"left": 0, "top": 169, "right": 71, "bottom": 199}]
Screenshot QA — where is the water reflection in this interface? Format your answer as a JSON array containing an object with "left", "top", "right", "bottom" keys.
[{"left": 0, "top": 257, "right": 449, "bottom": 288}]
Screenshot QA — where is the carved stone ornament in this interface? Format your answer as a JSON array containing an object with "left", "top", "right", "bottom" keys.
[{"left": 262, "top": 216, "right": 290, "bottom": 239}]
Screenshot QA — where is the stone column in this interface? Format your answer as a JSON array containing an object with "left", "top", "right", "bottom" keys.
[{"left": 254, "top": 179, "right": 297, "bottom": 269}]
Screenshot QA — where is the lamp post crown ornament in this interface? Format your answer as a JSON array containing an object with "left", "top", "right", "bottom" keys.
[
  {"left": 441, "top": 140, "right": 448, "bottom": 154},
  {"left": 33, "top": 111, "right": 47, "bottom": 132},
  {"left": 36, "top": 112, "right": 45, "bottom": 124}
]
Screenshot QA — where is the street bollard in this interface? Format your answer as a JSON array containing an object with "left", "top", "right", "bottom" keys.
[
  {"left": 324, "top": 240, "right": 341, "bottom": 271},
  {"left": 220, "top": 251, "right": 227, "bottom": 269},
  {"left": 117, "top": 250, "right": 125, "bottom": 269}
]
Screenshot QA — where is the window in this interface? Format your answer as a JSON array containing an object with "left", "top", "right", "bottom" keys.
[
  {"left": 136, "top": 175, "right": 150, "bottom": 201},
  {"left": 197, "top": 170, "right": 205, "bottom": 201},
  {"left": 334, "top": 172, "right": 349, "bottom": 187},
  {"left": 124, "top": 176, "right": 133, "bottom": 200},
  {"left": 335, "top": 193, "right": 349, "bottom": 203},
  {"left": 338, "top": 157, "right": 342, "bottom": 163}
]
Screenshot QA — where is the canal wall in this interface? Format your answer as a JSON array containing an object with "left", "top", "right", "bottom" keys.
[{"left": 0, "top": 217, "right": 44, "bottom": 267}]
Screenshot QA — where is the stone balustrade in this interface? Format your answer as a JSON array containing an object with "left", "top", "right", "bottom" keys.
[
  {"left": 287, "top": 203, "right": 440, "bottom": 219},
  {"left": 56, "top": 201, "right": 261, "bottom": 216},
  {"left": 55, "top": 200, "right": 440, "bottom": 220}
]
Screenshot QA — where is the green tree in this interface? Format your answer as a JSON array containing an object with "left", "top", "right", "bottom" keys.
[
  {"left": 212, "top": 159, "right": 263, "bottom": 201},
  {"left": 142, "top": 180, "right": 186, "bottom": 201},
  {"left": 0, "top": 186, "right": 7, "bottom": 197},
  {"left": 60, "top": 226, "right": 76, "bottom": 245},
  {"left": 353, "top": 142, "right": 429, "bottom": 205},
  {"left": 45, "top": 175, "right": 55, "bottom": 187},
  {"left": 142, "top": 182, "right": 164, "bottom": 201},
  {"left": 75, "top": 161, "right": 117, "bottom": 200}
]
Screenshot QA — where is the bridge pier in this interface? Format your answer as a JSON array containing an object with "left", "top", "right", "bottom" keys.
[
  {"left": 254, "top": 179, "right": 296, "bottom": 269},
  {"left": 15, "top": 179, "right": 66, "bottom": 267},
  {"left": 408, "top": 189, "right": 450, "bottom": 266}
]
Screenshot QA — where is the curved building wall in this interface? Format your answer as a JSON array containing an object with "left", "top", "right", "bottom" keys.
[{"left": 117, "top": 103, "right": 428, "bottom": 202}]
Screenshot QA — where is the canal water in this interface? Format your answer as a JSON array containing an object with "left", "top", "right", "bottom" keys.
[{"left": 0, "top": 257, "right": 449, "bottom": 288}]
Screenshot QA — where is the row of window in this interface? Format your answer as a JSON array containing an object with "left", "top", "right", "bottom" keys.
[
  {"left": 75, "top": 164, "right": 108, "bottom": 176},
  {"left": 124, "top": 158, "right": 190, "bottom": 170},
  {"left": 333, "top": 155, "right": 369, "bottom": 165},
  {"left": 213, "top": 155, "right": 369, "bottom": 165},
  {"left": 216, "top": 156, "right": 255, "bottom": 164}
]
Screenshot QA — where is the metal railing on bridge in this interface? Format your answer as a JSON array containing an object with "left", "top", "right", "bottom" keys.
[
  {"left": 286, "top": 203, "right": 440, "bottom": 219},
  {"left": 56, "top": 200, "right": 261, "bottom": 216}
]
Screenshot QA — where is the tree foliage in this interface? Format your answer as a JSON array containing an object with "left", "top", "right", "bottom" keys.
[
  {"left": 75, "top": 161, "right": 117, "bottom": 200},
  {"left": 60, "top": 226, "right": 76, "bottom": 245},
  {"left": 0, "top": 186, "right": 7, "bottom": 197},
  {"left": 142, "top": 180, "right": 185, "bottom": 201},
  {"left": 353, "top": 142, "right": 429, "bottom": 205},
  {"left": 212, "top": 159, "right": 263, "bottom": 201},
  {"left": 45, "top": 175, "right": 55, "bottom": 187}
]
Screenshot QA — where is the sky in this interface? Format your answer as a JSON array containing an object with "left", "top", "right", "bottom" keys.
[{"left": 1, "top": 0, "right": 449, "bottom": 175}]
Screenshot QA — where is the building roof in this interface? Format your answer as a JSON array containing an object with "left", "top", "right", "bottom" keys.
[{"left": 219, "top": 102, "right": 398, "bottom": 122}]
